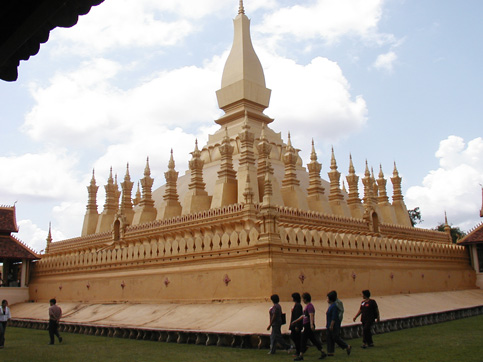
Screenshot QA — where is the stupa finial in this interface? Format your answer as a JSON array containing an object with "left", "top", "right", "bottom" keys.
[
  {"left": 144, "top": 157, "right": 151, "bottom": 176},
  {"left": 444, "top": 211, "right": 451, "bottom": 235},
  {"left": 330, "top": 146, "right": 337, "bottom": 170},
  {"left": 349, "top": 154, "right": 355, "bottom": 174},
  {"left": 365, "top": 160, "right": 370, "bottom": 177},
  {"left": 47, "top": 222, "right": 52, "bottom": 242},
  {"left": 310, "top": 139, "right": 317, "bottom": 162},
  {"left": 90, "top": 168, "right": 96, "bottom": 186},
  {"left": 378, "top": 164, "right": 384, "bottom": 179},
  {"left": 238, "top": 0, "right": 245, "bottom": 14},
  {"left": 45, "top": 222, "right": 52, "bottom": 253},
  {"left": 168, "top": 149, "right": 175, "bottom": 170},
  {"left": 393, "top": 161, "right": 399, "bottom": 176}
]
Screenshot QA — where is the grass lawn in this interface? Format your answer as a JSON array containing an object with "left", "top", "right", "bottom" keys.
[{"left": 1, "top": 315, "right": 482, "bottom": 362}]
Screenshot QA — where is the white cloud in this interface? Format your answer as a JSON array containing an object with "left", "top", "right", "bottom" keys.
[
  {"left": 262, "top": 53, "right": 368, "bottom": 153},
  {"left": 373, "top": 51, "right": 397, "bottom": 72},
  {"left": 16, "top": 220, "right": 48, "bottom": 253},
  {"left": 52, "top": 201, "right": 86, "bottom": 239},
  {"left": 0, "top": 149, "right": 88, "bottom": 247},
  {"left": 23, "top": 57, "right": 223, "bottom": 150},
  {"left": 16, "top": 219, "right": 67, "bottom": 254},
  {"left": 406, "top": 136, "right": 483, "bottom": 231},
  {"left": 258, "top": 0, "right": 391, "bottom": 44},
  {"left": 54, "top": 1, "right": 195, "bottom": 55},
  {"left": 0, "top": 149, "right": 83, "bottom": 201},
  {"left": 24, "top": 58, "right": 123, "bottom": 146},
  {"left": 52, "top": 0, "right": 279, "bottom": 55}
]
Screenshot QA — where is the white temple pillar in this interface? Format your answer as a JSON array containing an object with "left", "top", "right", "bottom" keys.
[{"left": 21, "top": 259, "right": 28, "bottom": 287}]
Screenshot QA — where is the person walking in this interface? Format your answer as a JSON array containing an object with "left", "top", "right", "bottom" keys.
[
  {"left": 267, "top": 294, "right": 291, "bottom": 354},
  {"left": 353, "top": 290, "right": 380, "bottom": 348},
  {"left": 291, "top": 292, "right": 327, "bottom": 361},
  {"left": 0, "top": 300, "right": 11, "bottom": 349},
  {"left": 289, "top": 292, "right": 303, "bottom": 356},
  {"left": 326, "top": 291, "right": 351, "bottom": 356},
  {"left": 48, "top": 298, "right": 63, "bottom": 345}
]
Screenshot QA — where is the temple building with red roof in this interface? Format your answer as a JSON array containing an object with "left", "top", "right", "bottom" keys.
[
  {"left": 458, "top": 188, "right": 483, "bottom": 288},
  {"left": 0, "top": 205, "right": 40, "bottom": 304}
]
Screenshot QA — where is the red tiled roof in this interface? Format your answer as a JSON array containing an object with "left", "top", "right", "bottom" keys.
[
  {"left": 458, "top": 222, "right": 483, "bottom": 245},
  {"left": 0, "top": 235, "right": 40, "bottom": 260},
  {"left": 0, "top": 206, "right": 18, "bottom": 233}
]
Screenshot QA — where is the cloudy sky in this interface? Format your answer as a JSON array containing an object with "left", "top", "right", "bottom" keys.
[{"left": 1, "top": 0, "right": 482, "bottom": 252}]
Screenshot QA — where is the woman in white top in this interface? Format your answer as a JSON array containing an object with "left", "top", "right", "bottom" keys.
[{"left": 0, "top": 299, "right": 11, "bottom": 349}]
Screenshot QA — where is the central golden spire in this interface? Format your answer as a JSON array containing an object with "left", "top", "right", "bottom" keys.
[{"left": 215, "top": 2, "right": 272, "bottom": 126}]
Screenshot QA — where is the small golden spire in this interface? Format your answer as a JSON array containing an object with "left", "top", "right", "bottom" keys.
[
  {"left": 310, "top": 139, "right": 317, "bottom": 162},
  {"left": 90, "top": 168, "right": 96, "bottom": 186},
  {"left": 393, "top": 161, "right": 399, "bottom": 176},
  {"left": 364, "top": 160, "right": 370, "bottom": 177},
  {"left": 242, "top": 111, "right": 250, "bottom": 130},
  {"left": 348, "top": 154, "right": 355, "bottom": 174},
  {"left": 330, "top": 146, "right": 337, "bottom": 170},
  {"left": 47, "top": 222, "right": 52, "bottom": 242},
  {"left": 243, "top": 174, "right": 254, "bottom": 204},
  {"left": 144, "top": 157, "right": 151, "bottom": 176},
  {"left": 444, "top": 211, "right": 451, "bottom": 234},
  {"left": 108, "top": 166, "right": 114, "bottom": 182},
  {"left": 45, "top": 222, "right": 52, "bottom": 253},
  {"left": 378, "top": 164, "right": 384, "bottom": 178},
  {"left": 168, "top": 149, "right": 175, "bottom": 169}
]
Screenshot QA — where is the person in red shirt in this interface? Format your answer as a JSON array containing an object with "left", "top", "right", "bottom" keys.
[
  {"left": 353, "top": 290, "right": 380, "bottom": 348},
  {"left": 48, "top": 298, "right": 63, "bottom": 345}
]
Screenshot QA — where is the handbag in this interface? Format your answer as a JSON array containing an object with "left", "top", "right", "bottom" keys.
[{"left": 281, "top": 313, "right": 286, "bottom": 325}]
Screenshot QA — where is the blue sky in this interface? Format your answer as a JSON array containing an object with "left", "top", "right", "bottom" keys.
[{"left": 0, "top": 0, "right": 482, "bottom": 252}]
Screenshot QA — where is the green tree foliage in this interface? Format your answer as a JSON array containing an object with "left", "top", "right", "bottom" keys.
[
  {"left": 408, "top": 207, "right": 422, "bottom": 226},
  {"left": 435, "top": 223, "right": 466, "bottom": 244}
]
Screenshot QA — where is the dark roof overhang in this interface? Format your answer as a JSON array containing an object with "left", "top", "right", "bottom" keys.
[{"left": 0, "top": 0, "right": 104, "bottom": 81}]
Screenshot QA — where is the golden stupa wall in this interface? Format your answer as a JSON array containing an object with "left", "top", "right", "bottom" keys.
[{"left": 30, "top": 202, "right": 475, "bottom": 303}]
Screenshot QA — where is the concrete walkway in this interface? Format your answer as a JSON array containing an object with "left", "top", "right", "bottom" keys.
[{"left": 9, "top": 289, "right": 483, "bottom": 334}]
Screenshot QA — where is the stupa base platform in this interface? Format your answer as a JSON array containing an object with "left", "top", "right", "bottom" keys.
[{"left": 8, "top": 289, "right": 483, "bottom": 348}]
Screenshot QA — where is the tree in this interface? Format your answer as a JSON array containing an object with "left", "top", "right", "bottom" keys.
[
  {"left": 408, "top": 207, "right": 422, "bottom": 227},
  {"left": 435, "top": 223, "right": 466, "bottom": 244}
]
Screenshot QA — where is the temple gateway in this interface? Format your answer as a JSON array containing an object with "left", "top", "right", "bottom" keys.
[{"left": 29, "top": 3, "right": 475, "bottom": 304}]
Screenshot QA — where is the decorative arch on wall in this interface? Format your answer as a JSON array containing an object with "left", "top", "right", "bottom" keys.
[
  {"left": 372, "top": 211, "right": 379, "bottom": 234},
  {"left": 113, "top": 219, "right": 121, "bottom": 241}
]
